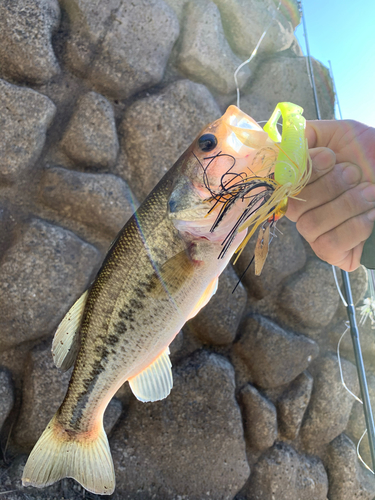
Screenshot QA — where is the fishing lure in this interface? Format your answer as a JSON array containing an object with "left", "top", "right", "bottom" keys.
[{"left": 232, "top": 101, "right": 312, "bottom": 260}]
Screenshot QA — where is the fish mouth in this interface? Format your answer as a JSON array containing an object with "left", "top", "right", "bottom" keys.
[{"left": 168, "top": 204, "right": 208, "bottom": 221}]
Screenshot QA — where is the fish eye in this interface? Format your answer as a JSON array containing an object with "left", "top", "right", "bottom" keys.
[{"left": 198, "top": 133, "right": 217, "bottom": 152}]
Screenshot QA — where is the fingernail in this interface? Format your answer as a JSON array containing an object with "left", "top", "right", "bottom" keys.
[
  {"left": 367, "top": 209, "right": 375, "bottom": 222},
  {"left": 342, "top": 165, "right": 361, "bottom": 186},
  {"left": 362, "top": 185, "right": 375, "bottom": 203}
]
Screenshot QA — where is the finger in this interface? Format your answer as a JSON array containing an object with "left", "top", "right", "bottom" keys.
[
  {"left": 297, "top": 182, "right": 375, "bottom": 243},
  {"left": 287, "top": 161, "right": 363, "bottom": 222},
  {"left": 305, "top": 120, "right": 363, "bottom": 150},
  {"left": 307, "top": 147, "right": 336, "bottom": 184},
  {"left": 306, "top": 120, "right": 375, "bottom": 183},
  {"left": 309, "top": 212, "right": 374, "bottom": 271}
]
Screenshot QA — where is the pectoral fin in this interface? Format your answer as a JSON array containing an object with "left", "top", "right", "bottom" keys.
[
  {"left": 52, "top": 290, "right": 88, "bottom": 371},
  {"left": 149, "top": 250, "right": 195, "bottom": 297},
  {"left": 129, "top": 348, "right": 173, "bottom": 402}
]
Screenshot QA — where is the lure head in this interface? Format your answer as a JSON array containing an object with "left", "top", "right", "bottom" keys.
[{"left": 168, "top": 105, "right": 278, "bottom": 241}]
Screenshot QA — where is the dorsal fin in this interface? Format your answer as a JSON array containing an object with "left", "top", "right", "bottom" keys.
[
  {"left": 52, "top": 290, "right": 88, "bottom": 371},
  {"left": 129, "top": 347, "right": 173, "bottom": 402}
]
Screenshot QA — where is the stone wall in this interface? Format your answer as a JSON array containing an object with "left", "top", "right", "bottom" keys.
[{"left": 0, "top": 0, "right": 374, "bottom": 499}]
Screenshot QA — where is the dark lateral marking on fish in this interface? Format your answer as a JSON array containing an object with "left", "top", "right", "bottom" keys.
[
  {"left": 69, "top": 357, "right": 105, "bottom": 430},
  {"left": 134, "top": 287, "right": 147, "bottom": 299},
  {"left": 113, "top": 322, "right": 127, "bottom": 336},
  {"left": 129, "top": 298, "right": 144, "bottom": 310},
  {"left": 143, "top": 279, "right": 159, "bottom": 294},
  {"left": 118, "top": 308, "right": 135, "bottom": 321}
]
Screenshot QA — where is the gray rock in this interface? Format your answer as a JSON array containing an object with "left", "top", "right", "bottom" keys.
[
  {"left": 40, "top": 166, "right": 137, "bottom": 238},
  {"left": 64, "top": 0, "right": 179, "bottom": 99},
  {"left": 0, "top": 79, "right": 56, "bottom": 182},
  {"left": 0, "top": 0, "right": 60, "bottom": 84},
  {"left": 111, "top": 351, "right": 250, "bottom": 500},
  {"left": 233, "top": 315, "right": 318, "bottom": 388},
  {"left": 239, "top": 56, "right": 335, "bottom": 122},
  {"left": 240, "top": 384, "right": 277, "bottom": 451},
  {"left": 278, "top": 259, "right": 340, "bottom": 329},
  {"left": 0, "top": 343, "right": 34, "bottom": 393},
  {"left": 163, "top": 0, "right": 188, "bottom": 22},
  {"left": 287, "top": 36, "right": 304, "bottom": 57},
  {"left": 104, "top": 398, "right": 123, "bottom": 436},
  {"left": 300, "top": 354, "right": 358, "bottom": 453},
  {"left": 234, "top": 218, "right": 306, "bottom": 299},
  {"left": 277, "top": 371, "right": 313, "bottom": 440},
  {"left": 0, "top": 205, "right": 20, "bottom": 257},
  {"left": 187, "top": 265, "right": 247, "bottom": 345},
  {"left": 325, "top": 433, "right": 375, "bottom": 500},
  {"left": 240, "top": 442, "right": 328, "bottom": 500},
  {"left": 171, "top": 326, "right": 185, "bottom": 349},
  {"left": 176, "top": 0, "right": 251, "bottom": 94},
  {"left": 0, "top": 367, "right": 14, "bottom": 433},
  {"left": 212, "top": 0, "right": 295, "bottom": 57},
  {"left": 60, "top": 91, "right": 119, "bottom": 170},
  {"left": 346, "top": 373, "right": 375, "bottom": 469},
  {"left": 14, "top": 341, "right": 123, "bottom": 448},
  {"left": 0, "top": 219, "right": 100, "bottom": 350},
  {"left": 277, "top": 0, "right": 301, "bottom": 29},
  {"left": 120, "top": 79, "right": 221, "bottom": 201},
  {"left": 13, "top": 341, "right": 73, "bottom": 449}
]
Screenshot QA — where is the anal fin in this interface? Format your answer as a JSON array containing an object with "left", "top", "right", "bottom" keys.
[
  {"left": 52, "top": 290, "right": 88, "bottom": 371},
  {"left": 129, "top": 347, "right": 173, "bottom": 403}
]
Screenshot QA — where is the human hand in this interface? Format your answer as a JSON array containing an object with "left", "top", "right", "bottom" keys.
[{"left": 286, "top": 120, "right": 375, "bottom": 271}]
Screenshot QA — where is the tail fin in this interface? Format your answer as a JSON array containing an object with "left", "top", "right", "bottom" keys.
[{"left": 22, "top": 414, "right": 115, "bottom": 495}]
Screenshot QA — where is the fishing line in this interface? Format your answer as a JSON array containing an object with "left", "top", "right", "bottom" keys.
[
  {"left": 234, "top": 1, "right": 282, "bottom": 109},
  {"left": 337, "top": 325, "right": 362, "bottom": 404},
  {"left": 357, "top": 429, "right": 375, "bottom": 474},
  {"left": 232, "top": 255, "right": 255, "bottom": 293},
  {"left": 332, "top": 265, "right": 348, "bottom": 307}
]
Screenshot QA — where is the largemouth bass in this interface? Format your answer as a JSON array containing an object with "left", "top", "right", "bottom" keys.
[{"left": 22, "top": 103, "right": 307, "bottom": 495}]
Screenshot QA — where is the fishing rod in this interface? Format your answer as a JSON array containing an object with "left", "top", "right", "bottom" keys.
[{"left": 298, "top": 0, "right": 375, "bottom": 472}]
